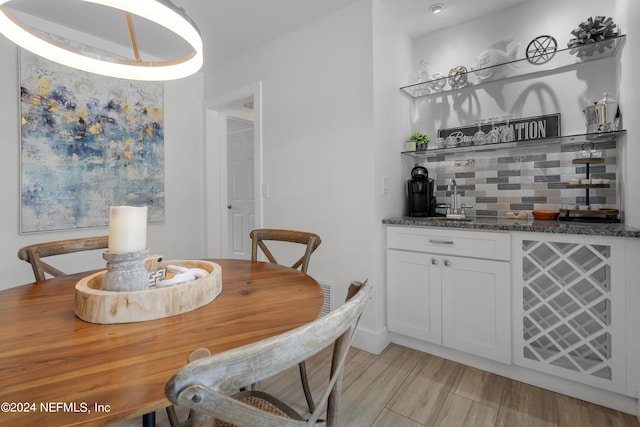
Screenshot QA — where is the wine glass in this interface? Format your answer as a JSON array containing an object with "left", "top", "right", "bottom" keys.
[
  {"left": 501, "top": 114, "right": 515, "bottom": 142},
  {"left": 472, "top": 119, "right": 486, "bottom": 145},
  {"left": 486, "top": 117, "right": 501, "bottom": 144}
]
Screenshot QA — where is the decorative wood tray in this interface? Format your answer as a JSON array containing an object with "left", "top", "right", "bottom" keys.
[{"left": 74, "top": 260, "right": 222, "bottom": 324}]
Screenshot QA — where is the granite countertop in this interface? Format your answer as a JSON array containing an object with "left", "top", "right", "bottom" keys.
[{"left": 382, "top": 216, "right": 640, "bottom": 238}]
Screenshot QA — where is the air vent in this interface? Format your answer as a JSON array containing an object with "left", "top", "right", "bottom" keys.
[{"left": 316, "top": 280, "right": 333, "bottom": 317}]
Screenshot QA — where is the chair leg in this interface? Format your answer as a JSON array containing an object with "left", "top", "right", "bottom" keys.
[
  {"left": 299, "top": 360, "right": 315, "bottom": 413},
  {"left": 166, "top": 406, "right": 180, "bottom": 427}
]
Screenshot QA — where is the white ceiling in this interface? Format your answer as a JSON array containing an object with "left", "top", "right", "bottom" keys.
[{"left": 4, "top": 0, "right": 532, "bottom": 72}]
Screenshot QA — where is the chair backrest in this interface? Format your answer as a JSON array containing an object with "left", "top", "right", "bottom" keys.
[
  {"left": 17, "top": 236, "right": 109, "bottom": 282},
  {"left": 250, "top": 229, "right": 321, "bottom": 273},
  {"left": 165, "top": 279, "right": 372, "bottom": 427}
]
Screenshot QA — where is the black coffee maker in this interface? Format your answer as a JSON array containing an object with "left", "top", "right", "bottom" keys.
[{"left": 407, "top": 165, "right": 436, "bottom": 217}]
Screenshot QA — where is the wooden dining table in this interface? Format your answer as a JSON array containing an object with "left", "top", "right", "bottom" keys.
[{"left": 0, "top": 259, "right": 323, "bottom": 427}]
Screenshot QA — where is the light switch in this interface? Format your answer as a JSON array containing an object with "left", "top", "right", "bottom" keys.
[{"left": 382, "top": 176, "right": 389, "bottom": 194}]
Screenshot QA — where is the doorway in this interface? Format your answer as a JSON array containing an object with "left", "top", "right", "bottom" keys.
[
  {"left": 224, "top": 109, "right": 255, "bottom": 258},
  {"left": 204, "top": 82, "right": 263, "bottom": 259}
]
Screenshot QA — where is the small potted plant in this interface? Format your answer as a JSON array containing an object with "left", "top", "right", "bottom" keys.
[{"left": 407, "top": 131, "right": 430, "bottom": 151}]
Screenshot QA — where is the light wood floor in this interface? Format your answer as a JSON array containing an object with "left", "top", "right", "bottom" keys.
[{"left": 112, "top": 343, "right": 640, "bottom": 427}]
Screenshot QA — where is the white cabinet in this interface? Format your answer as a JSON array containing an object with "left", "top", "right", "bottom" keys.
[
  {"left": 387, "top": 249, "right": 441, "bottom": 344},
  {"left": 387, "top": 226, "right": 511, "bottom": 364},
  {"left": 441, "top": 255, "right": 511, "bottom": 364},
  {"left": 512, "top": 232, "right": 627, "bottom": 394}
]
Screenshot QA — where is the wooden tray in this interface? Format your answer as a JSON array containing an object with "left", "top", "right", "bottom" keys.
[{"left": 75, "top": 260, "right": 222, "bottom": 324}]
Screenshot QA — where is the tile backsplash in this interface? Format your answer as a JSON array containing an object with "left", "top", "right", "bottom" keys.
[{"left": 415, "top": 141, "right": 617, "bottom": 218}]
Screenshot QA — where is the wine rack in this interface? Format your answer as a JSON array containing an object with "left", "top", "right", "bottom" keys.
[{"left": 521, "top": 239, "right": 613, "bottom": 380}]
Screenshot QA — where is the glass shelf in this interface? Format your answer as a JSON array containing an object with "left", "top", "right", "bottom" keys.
[
  {"left": 401, "top": 130, "right": 625, "bottom": 158},
  {"left": 400, "top": 35, "right": 625, "bottom": 98}
]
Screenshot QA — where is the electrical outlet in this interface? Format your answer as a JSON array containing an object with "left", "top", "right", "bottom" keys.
[{"left": 382, "top": 176, "right": 389, "bottom": 195}]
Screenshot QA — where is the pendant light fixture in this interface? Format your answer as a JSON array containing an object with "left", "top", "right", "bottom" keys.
[{"left": 0, "top": 0, "right": 203, "bottom": 81}]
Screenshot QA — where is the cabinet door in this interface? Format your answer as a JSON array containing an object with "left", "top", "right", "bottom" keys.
[
  {"left": 441, "top": 256, "right": 511, "bottom": 364},
  {"left": 387, "top": 249, "right": 442, "bottom": 344}
]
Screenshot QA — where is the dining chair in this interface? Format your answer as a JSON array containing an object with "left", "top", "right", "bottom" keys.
[
  {"left": 17, "top": 236, "right": 109, "bottom": 282},
  {"left": 249, "top": 228, "right": 321, "bottom": 412},
  {"left": 165, "top": 279, "right": 372, "bottom": 427},
  {"left": 250, "top": 229, "right": 321, "bottom": 274}
]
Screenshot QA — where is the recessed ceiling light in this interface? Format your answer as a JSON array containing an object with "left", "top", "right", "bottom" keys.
[{"left": 431, "top": 4, "right": 444, "bottom": 14}]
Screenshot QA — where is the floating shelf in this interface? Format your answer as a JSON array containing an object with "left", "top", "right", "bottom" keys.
[
  {"left": 400, "top": 35, "right": 625, "bottom": 98},
  {"left": 401, "top": 130, "right": 625, "bottom": 158}
]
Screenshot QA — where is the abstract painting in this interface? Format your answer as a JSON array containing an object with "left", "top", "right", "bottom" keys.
[{"left": 19, "top": 49, "right": 164, "bottom": 233}]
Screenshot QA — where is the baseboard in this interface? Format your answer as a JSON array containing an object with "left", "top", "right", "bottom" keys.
[{"left": 351, "top": 325, "right": 390, "bottom": 355}]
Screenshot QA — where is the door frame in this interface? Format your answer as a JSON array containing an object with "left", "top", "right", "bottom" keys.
[{"left": 203, "top": 82, "right": 263, "bottom": 258}]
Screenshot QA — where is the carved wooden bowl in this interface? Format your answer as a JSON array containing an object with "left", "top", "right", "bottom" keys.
[{"left": 74, "top": 260, "right": 222, "bottom": 324}]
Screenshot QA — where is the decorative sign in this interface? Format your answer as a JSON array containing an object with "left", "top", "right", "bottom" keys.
[{"left": 438, "top": 113, "right": 561, "bottom": 142}]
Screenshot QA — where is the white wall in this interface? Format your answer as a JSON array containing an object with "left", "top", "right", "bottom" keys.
[
  {"left": 618, "top": 0, "right": 640, "bottom": 228},
  {"left": 203, "top": 0, "right": 387, "bottom": 351},
  {"left": 371, "top": 0, "right": 413, "bottom": 350},
  {"left": 0, "top": 37, "right": 206, "bottom": 290},
  {"left": 411, "top": 0, "right": 618, "bottom": 137}
]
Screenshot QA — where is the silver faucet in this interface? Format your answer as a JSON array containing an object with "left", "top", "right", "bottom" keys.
[{"left": 447, "top": 178, "right": 458, "bottom": 214}]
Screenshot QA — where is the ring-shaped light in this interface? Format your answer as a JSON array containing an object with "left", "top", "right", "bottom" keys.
[{"left": 0, "top": 0, "right": 203, "bottom": 81}]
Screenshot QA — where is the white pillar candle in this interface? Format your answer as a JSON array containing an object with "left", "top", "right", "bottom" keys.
[{"left": 108, "top": 206, "right": 148, "bottom": 254}]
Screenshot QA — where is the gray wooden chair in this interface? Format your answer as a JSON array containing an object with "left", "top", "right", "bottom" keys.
[
  {"left": 17, "top": 236, "right": 109, "bottom": 282},
  {"left": 249, "top": 228, "right": 321, "bottom": 412},
  {"left": 165, "top": 279, "right": 372, "bottom": 427}
]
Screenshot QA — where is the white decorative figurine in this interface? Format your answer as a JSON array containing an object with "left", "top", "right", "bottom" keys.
[{"left": 472, "top": 39, "right": 520, "bottom": 83}]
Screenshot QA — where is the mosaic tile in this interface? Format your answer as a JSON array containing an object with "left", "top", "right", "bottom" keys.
[
  {"left": 533, "top": 161, "right": 561, "bottom": 169},
  {"left": 498, "top": 184, "right": 522, "bottom": 190},
  {"left": 423, "top": 141, "right": 619, "bottom": 217},
  {"left": 533, "top": 175, "right": 561, "bottom": 183},
  {"left": 487, "top": 177, "right": 509, "bottom": 184},
  {"left": 476, "top": 197, "right": 498, "bottom": 203},
  {"left": 497, "top": 170, "right": 521, "bottom": 177},
  {"left": 511, "top": 203, "right": 534, "bottom": 210},
  {"left": 522, "top": 197, "right": 548, "bottom": 203}
]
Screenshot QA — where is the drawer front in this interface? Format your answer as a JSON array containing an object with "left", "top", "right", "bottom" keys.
[{"left": 387, "top": 226, "right": 510, "bottom": 261}]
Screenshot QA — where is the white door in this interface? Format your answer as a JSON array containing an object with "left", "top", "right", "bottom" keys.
[
  {"left": 225, "top": 111, "right": 255, "bottom": 259},
  {"left": 204, "top": 82, "right": 262, "bottom": 260}
]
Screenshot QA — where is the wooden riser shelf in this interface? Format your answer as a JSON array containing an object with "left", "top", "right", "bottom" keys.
[
  {"left": 559, "top": 209, "right": 620, "bottom": 223},
  {"left": 559, "top": 209, "right": 619, "bottom": 216},
  {"left": 566, "top": 184, "right": 610, "bottom": 189},
  {"left": 562, "top": 157, "right": 619, "bottom": 223}
]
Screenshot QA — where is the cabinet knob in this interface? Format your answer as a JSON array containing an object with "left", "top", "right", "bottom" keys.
[
  {"left": 444, "top": 260, "right": 451, "bottom": 267},
  {"left": 431, "top": 258, "right": 438, "bottom": 265}
]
